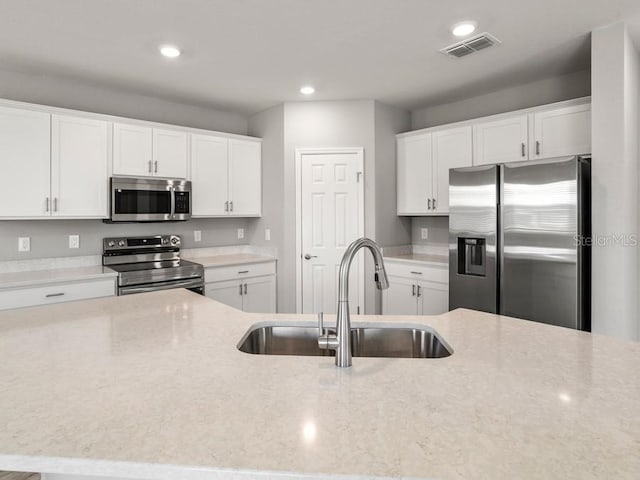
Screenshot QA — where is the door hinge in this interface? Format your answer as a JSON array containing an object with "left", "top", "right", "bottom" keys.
[{"left": 356, "top": 171, "right": 363, "bottom": 183}]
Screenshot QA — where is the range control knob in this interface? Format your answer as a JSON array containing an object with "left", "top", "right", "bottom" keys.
[
  {"left": 118, "top": 240, "right": 126, "bottom": 247},
  {"left": 162, "top": 237, "right": 169, "bottom": 245},
  {"left": 107, "top": 240, "right": 115, "bottom": 248},
  {"left": 170, "top": 237, "right": 180, "bottom": 245}
]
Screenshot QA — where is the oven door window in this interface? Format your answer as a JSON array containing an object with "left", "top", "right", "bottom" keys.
[{"left": 114, "top": 189, "right": 172, "bottom": 215}]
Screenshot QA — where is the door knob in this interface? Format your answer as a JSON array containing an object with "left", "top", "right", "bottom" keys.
[{"left": 304, "top": 254, "right": 318, "bottom": 260}]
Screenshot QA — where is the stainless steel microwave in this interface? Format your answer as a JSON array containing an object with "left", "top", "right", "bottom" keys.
[{"left": 109, "top": 177, "right": 191, "bottom": 222}]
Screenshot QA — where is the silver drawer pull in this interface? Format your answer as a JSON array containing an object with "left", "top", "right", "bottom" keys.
[
  {"left": 410, "top": 271, "right": 422, "bottom": 275},
  {"left": 238, "top": 270, "right": 249, "bottom": 274},
  {"left": 45, "top": 292, "right": 65, "bottom": 298}
]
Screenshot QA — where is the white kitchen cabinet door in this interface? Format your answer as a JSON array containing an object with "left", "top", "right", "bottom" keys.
[
  {"left": 51, "top": 115, "right": 109, "bottom": 218},
  {"left": 153, "top": 128, "right": 188, "bottom": 178},
  {"left": 228, "top": 139, "right": 261, "bottom": 216},
  {"left": 205, "top": 280, "right": 244, "bottom": 310},
  {"left": 191, "top": 134, "right": 229, "bottom": 216},
  {"left": 242, "top": 276, "right": 276, "bottom": 313},
  {"left": 0, "top": 106, "right": 51, "bottom": 217},
  {"left": 419, "top": 281, "right": 449, "bottom": 315},
  {"left": 432, "top": 126, "right": 473, "bottom": 214},
  {"left": 382, "top": 276, "right": 419, "bottom": 315},
  {"left": 532, "top": 104, "right": 591, "bottom": 159},
  {"left": 397, "top": 133, "right": 433, "bottom": 215},
  {"left": 473, "top": 115, "right": 528, "bottom": 166},
  {"left": 113, "top": 122, "right": 153, "bottom": 176}
]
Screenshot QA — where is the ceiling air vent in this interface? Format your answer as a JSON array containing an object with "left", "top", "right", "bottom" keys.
[{"left": 440, "top": 32, "right": 501, "bottom": 58}]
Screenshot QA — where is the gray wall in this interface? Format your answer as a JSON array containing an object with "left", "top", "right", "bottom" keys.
[
  {"left": 0, "top": 218, "right": 250, "bottom": 261},
  {"left": 590, "top": 22, "right": 640, "bottom": 341},
  {"left": 247, "top": 104, "right": 285, "bottom": 309},
  {"left": 411, "top": 70, "right": 591, "bottom": 130},
  {"left": 0, "top": 67, "right": 248, "bottom": 134},
  {"left": 411, "top": 217, "right": 449, "bottom": 247}
]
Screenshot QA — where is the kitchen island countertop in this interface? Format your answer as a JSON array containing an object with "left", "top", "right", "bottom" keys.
[{"left": 0, "top": 290, "right": 638, "bottom": 480}]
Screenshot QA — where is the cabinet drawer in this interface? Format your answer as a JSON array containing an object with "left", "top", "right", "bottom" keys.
[
  {"left": 205, "top": 261, "right": 276, "bottom": 283},
  {"left": 384, "top": 261, "right": 448, "bottom": 283},
  {"left": 0, "top": 278, "right": 116, "bottom": 311}
]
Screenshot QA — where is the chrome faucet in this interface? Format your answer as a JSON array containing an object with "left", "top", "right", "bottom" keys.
[{"left": 318, "top": 237, "right": 389, "bottom": 367}]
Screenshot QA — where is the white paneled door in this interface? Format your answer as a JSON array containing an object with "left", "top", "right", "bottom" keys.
[{"left": 299, "top": 149, "right": 364, "bottom": 315}]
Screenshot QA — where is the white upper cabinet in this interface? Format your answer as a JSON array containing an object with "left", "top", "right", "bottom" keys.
[
  {"left": 532, "top": 103, "right": 591, "bottom": 159},
  {"left": 228, "top": 139, "right": 261, "bottom": 216},
  {"left": 0, "top": 106, "right": 51, "bottom": 217},
  {"left": 432, "top": 125, "right": 473, "bottom": 214},
  {"left": 113, "top": 123, "right": 188, "bottom": 178},
  {"left": 191, "top": 136, "right": 262, "bottom": 217},
  {"left": 191, "top": 133, "right": 229, "bottom": 216},
  {"left": 153, "top": 128, "right": 188, "bottom": 178},
  {"left": 51, "top": 115, "right": 109, "bottom": 218},
  {"left": 397, "top": 133, "right": 432, "bottom": 215},
  {"left": 473, "top": 114, "right": 529, "bottom": 166},
  {"left": 112, "top": 123, "right": 153, "bottom": 176}
]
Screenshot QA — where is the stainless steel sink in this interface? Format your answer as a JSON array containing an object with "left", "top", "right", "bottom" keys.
[{"left": 237, "top": 322, "right": 452, "bottom": 358}]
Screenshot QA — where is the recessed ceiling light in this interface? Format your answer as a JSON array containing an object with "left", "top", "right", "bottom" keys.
[
  {"left": 159, "top": 45, "right": 181, "bottom": 58},
  {"left": 452, "top": 22, "right": 477, "bottom": 37},
  {"left": 300, "top": 86, "right": 315, "bottom": 95}
]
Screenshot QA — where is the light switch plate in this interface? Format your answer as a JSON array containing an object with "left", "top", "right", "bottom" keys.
[
  {"left": 421, "top": 228, "right": 429, "bottom": 240},
  {"left": 265, "top": 228, "right": 271, "bottom": 241},
  {"left": 194, "top": 230, "right": 202, "bottom": 242},
  {"left": 237, "top": 228, "right": 245, "bottom": 240},
  {"left": 18, "top": 237, "right": 30, "bottom": 252},
  {"left": 68, "top": 235, "right": 80, "bottom": 249}
]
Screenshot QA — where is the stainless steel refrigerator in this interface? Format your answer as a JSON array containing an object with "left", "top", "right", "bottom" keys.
[{"left": 449, "top": 156, "right": 591, "bottom": 331}]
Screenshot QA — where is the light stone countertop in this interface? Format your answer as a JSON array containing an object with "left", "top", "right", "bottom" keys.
[
  {"left": 0, "top": 266, "right": 117, "bottom": 289},
  {"left": 384, "top": 252, "right": 449, "bottom": 266},
  {"left": 0, "top": 290, "right": 639, "bottom": 480},
  {"left": 183, "top": 253, "right": 276, "bottom": 269}
]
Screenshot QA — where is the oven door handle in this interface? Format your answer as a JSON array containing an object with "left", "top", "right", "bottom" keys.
[{"left": 119, "top": 279, "right": 202, "bottom": 295}]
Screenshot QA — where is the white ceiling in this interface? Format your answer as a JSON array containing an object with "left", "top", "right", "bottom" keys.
[{"left": 2, "top": 0, "right": 640, "bottom": 115}]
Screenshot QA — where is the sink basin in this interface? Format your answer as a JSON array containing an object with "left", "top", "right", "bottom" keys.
[{"left": 237, "top": 322, "right": 452, "bottom": 358}]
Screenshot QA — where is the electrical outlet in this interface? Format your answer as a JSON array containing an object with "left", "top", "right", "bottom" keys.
[
  {"left": 68, "top": 235, "right": 80, "bottom": 249},
  {"left": 421, "top": 228, "right": 429, "bottom": 240},
  {"left": 237, "top": 228, "right": 245, "bottom": 240},
  {"left": 18, "top": 237, "right": 30, "bottom": 252},
  {"left": 265, "top": 228, "right": 271, "bottom": 241},
  {"left": 194, "top": 230, "right": 202, "bottom": 242}
]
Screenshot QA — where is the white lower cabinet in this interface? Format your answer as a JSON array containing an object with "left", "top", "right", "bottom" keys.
[
  {"left": 204, "top": 261, "right": 276, "bottom": 313},
  {"left": 382, "top": 260, "right": 449, "bottom": 316},
  {"left": 0, "top": 277, "right": 116, "bottom": 311}
]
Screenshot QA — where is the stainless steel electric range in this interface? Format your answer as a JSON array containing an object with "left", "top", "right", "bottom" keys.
[{"left": 103, "top": 235, "right": 204, "bottom": 296}]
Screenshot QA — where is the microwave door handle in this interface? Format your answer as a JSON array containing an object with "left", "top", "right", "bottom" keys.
[{"left": 170, "top": 187, "right": 176, "bottom": 219}]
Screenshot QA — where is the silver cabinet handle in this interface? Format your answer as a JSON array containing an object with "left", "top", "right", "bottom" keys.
[
  {"left": 238, "top": 270, "right": 249, "bottom": 274},
  {"left": 224, "top": 201, "right": 229, "bottom": 212},
  {"left": 239, "top": 283, "right": 243, "bottom": 296},
  {"left": 229, "top": 201, "right": 233, "bottom": 212},
  {"left": 427, "top": 198, "right": 431, "bottom": 210},
  {"left": 536, "top": 141, "right": 541, "bottom": 156},
  {"left": 417, "top": 285, "right": 422, "bottom": 297},
  {"left": 45, "top": 197, "right": 50, "bottom": 212},
  {"left": 148, "top": 160, "right": 152, "bottom": 173},
  {"left": 244, "top": 283, "right": 247, "bottom": 295},
  {"left": 410, "top": 271, "right": 422, "bottom": 275},
  {"left": 45, "top": 292, "right": 65, "bottom": 298},
  {"left": 521, "top": 142, "right": 526, "bottom": 157},
  {"left": 54, "top": 197, "right": 58, "bottom": 212},
  {"left": 412, "top": 284, "right": 416, "bottom": 296},
  {"left": 433, "top": 198, "right": 436, "bottom": 210},
  {"left": 154, "top": 161, "right": 158, "bottom": 173},
  {"left": 304, "top": 254, "right": 318, "bottom": 260}
]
